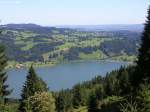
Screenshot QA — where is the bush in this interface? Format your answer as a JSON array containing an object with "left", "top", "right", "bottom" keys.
[
  {"left": 29, "top": 92, "right": 55, "bottom": 112},
  {"left": 120, "top": 99, "right": 138, "bottom": 112}
]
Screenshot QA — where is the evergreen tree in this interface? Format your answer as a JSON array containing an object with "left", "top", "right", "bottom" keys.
[
  {"left": 88, "top": 93, "right": 99, "bottom": 112},
  {"left": 88, "top": 85, "right": 104, "bottom": 112},
  {"left": 18, "top": 66, "right": 48, "bottom": 112},
  {"left": 136, "top": 83, "right": 150, "bottom": 112},
  {"left": 0, "top": 44, "right": 12, "bottom": 105},
  {"left": 56, "top": 90, "right": 73, "bottom": 112},
  {"left": 105, "top": 71, "right": 119, "bottom": 96},
  {"left": 73, "top": 84, "right": 82, "bottom": 108},
  {"left": 117, "top": 67, "right": 131, "bottom": 95},
  {"left": 95, "top": 84, "right": 105, "bottom": 102},
  {"left": 56, "top": 93, "right": 64, "bottom": 112},
  {"left": 120, "top": 6, "right": 150, "bottom": 112},
  {"left": 73, "top": 84, "right": 87, "bottom": 108},
  {"left": 133, "top": 6, "right": 150, "bottom": 87}
]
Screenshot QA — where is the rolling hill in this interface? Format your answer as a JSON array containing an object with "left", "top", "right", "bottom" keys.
[{"left": 0, "top": 24, "right": 141, "bottom": 67}]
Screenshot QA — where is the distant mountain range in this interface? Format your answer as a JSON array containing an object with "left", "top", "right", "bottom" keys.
[
  {"left": 56, "top": 24, "right": 144, "bottom": 32},
  {"left": 1, "top": 23, "right": 144, "bottom": 32}
]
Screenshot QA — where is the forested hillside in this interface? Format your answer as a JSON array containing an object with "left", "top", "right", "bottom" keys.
[{"left": 0, "top": 24, "right": 140, "bottom": 64}]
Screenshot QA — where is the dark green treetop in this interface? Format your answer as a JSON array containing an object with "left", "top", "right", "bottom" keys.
[{"left": 19, "top": 66, "right": 48, "bottom": 112}]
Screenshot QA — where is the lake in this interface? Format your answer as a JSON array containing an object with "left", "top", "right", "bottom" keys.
[{"left": 7, "top": 60, "right": 129, "bottom": 98}]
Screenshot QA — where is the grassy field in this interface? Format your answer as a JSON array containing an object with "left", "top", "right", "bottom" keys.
[
  {"left": 21, "top": 41, "right": 36, "bottom": 51},
  {"left": 79, "top": 50, "right": 106, "bottom": 60},
  {"left": 111, "top": 55, "right": 137, "bottom": 62},
  {"left": 57, "top": 42, "right": 76, "bottom": 51}
]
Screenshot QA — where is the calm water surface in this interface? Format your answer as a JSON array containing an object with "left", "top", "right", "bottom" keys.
[{"left": 7, "top": 60, "right": 129, "bottom": 98}]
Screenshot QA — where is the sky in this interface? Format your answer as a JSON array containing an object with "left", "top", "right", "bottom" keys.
[{"left": 0, "top": 0, "right": 149, "bottom": 26}]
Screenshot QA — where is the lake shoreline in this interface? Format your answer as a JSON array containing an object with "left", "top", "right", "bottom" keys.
[{"left": 7, "top": 58, "right": 134, "bottom": 70}]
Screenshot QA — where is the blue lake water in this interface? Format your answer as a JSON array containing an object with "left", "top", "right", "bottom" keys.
[{"left": 7, "top": 60, "right": 129, "bottom": 98}]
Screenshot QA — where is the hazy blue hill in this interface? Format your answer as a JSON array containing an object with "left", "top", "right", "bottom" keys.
[
  {"left": 57, "top": 24, "right": 144, "bottom": 32},
  {"left": 1, "top": 24, "right": 42, "bottom": 29},
  {"left": 1, "top": 24, "right": 58, "bottom": 34}
]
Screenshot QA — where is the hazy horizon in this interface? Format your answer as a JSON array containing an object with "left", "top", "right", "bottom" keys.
[{"left": 0, "top": 0, "right": 149, "bottom": 26}]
